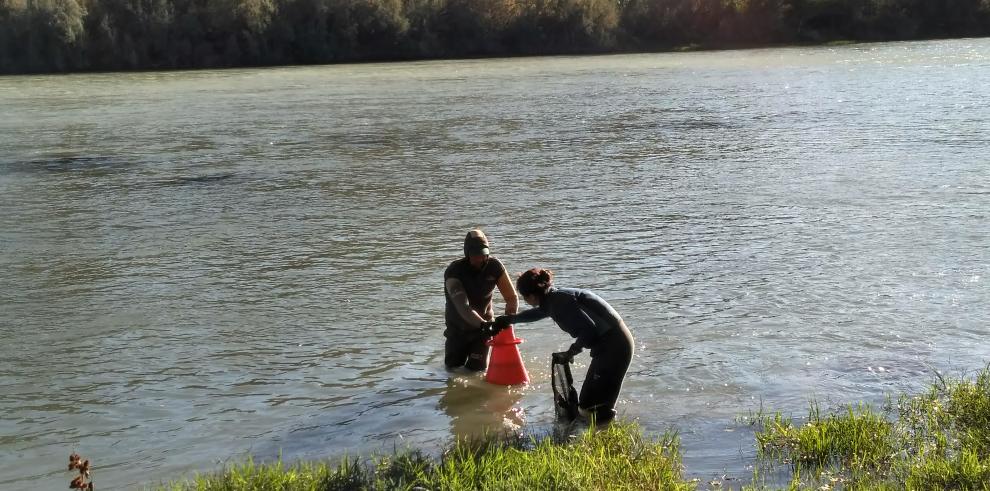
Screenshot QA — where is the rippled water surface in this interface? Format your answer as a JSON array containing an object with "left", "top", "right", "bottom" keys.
[{"left": 2, "top": 39, "right": 988, "bottom": 489}]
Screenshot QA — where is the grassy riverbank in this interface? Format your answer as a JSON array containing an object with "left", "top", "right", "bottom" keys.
[
  {"left": 753, "top": 367, "right": 990, "bottom": 490},
  {"left": 160, "top": 366, "right": 990, "bottom": 490},
  {"left": 157, "top": 422, "right": 692, "bottom": 490}
]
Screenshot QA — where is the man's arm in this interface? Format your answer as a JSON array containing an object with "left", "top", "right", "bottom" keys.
[
  {"left": 495, "top": 271, "right": 518, "bottom": 315},
  {"left": 445, "top": 277, "right": 487, "bottom": 328}
]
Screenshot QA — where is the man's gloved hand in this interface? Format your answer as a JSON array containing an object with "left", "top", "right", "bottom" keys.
[
  {"left": 493, "top": 315, "right": 514, "bottom": 331},
  {"left": 479, "top": 320, "right": 497, "bottom": 337}
]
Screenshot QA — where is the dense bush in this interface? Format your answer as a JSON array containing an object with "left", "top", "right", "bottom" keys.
[{"left": 1, "top": 0, "right": 989, "bottom": 73}]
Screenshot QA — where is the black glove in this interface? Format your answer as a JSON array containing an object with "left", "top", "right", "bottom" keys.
[
  {"left": 552, "top": 344, "right": 583, "bottom": 364},
  {"left": 493, "top": 315, "right": 514, "bottom": 331},
  {"left": 479, "top": 320, "right": 497, "bottom": 337},
  {"left": 566, "top": 344, "right": 583, "bottom": 358}
]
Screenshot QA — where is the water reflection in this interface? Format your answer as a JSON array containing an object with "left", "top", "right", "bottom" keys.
[{"left": 438, "top": 372, "right": 525, "bottom": 439}]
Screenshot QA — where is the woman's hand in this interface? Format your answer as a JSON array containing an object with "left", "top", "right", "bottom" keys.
[
  {"left": 551, "top": 351, "right": 573, "bottom": 364},
  {"left": 493, "top": 314, "right": 514, "bottom": 330}
]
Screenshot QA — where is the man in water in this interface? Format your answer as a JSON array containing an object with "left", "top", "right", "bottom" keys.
[{"left": 443, "top": 229, "right": 518, "bottom": 371}]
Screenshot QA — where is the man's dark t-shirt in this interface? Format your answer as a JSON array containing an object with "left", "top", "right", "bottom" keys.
[{"left": 443, "top": 256, "right": 507, "bottom": 332}]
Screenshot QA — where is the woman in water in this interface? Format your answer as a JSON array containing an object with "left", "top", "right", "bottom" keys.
[{"left": 494, "top": 268, "right": 634, "bottom": 424}]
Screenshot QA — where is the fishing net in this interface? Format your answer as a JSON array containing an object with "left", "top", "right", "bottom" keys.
[{"left": 551, "top": 356, "right": 579, "bottom": 421}]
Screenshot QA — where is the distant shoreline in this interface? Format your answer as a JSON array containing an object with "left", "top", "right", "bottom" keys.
[
  {"left": 2, "top": 0, "right": 988, "bottom": 75},
  {"left": 0, "top": 35, "right": 983, "bottom": 78}
]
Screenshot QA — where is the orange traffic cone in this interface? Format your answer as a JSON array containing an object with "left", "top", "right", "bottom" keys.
[{"left": 485, "top": 326, "right": 529, "bottom": 385}]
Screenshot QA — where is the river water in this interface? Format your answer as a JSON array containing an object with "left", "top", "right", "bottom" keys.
[{"left": 1, "top": 38, "right": 988, "bottom": 489}]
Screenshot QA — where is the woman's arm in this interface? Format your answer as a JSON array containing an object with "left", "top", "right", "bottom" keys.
[
  {"left": 559, "top": 307, "right": 599, "bottom": 350},
  {"left": 512, "top": 307, "right": 549, "bottom": 323}
]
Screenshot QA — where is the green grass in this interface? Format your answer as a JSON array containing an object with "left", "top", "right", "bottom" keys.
[
  {"left": 159, "top": 422, "right": 694, "bottom": 491},
  {"left": 754, "top": 402, "right": 895, "bottom": 470},
  {"left": 159, "top": 365, "right": 990, "bottom": 491},
  {"left": 752, "top": 365, "right": 990, "bottom": 490}
]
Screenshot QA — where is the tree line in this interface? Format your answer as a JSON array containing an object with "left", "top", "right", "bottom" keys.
[{"left": 2, "top": 0, "right": 989, "bottom": 74}]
